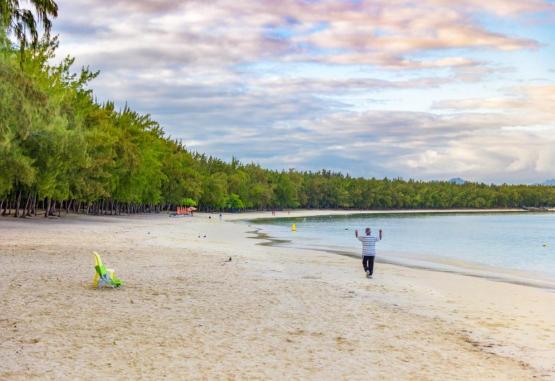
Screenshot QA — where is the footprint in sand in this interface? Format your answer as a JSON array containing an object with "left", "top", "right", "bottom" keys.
[{"left": 288, "top": 328, "right": 305, "bottom": 336}]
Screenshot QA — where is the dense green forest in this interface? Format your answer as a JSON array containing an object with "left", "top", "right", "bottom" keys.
[{"left": 1, "top": 1, "right": 555, "bottom": 217}]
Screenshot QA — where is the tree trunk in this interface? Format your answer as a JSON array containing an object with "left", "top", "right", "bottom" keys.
[
  {"left": 21, "top": 192, "right": 32, "bottom": 217},
  {"left": 51, "top": 200, "right": 56, "bottom": 216},
  {"left": 24, "top": 193, "right": 32, "bottom": 216},
  {"left": 32, "top": 195, "right": 37, "bottom": 216},
  {"left": 14, "top": 190, "right": 22, "bottom": 218},
  {"left": 51, "top": 200, "right": 57, "bottom": 216},
  {"left": 45, "top": 198, "right": 51, "bottom": 218}
]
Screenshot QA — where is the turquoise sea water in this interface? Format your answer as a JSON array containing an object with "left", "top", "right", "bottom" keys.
[{"left": 250, "top": 212, "right": 555, "bottom": 282}]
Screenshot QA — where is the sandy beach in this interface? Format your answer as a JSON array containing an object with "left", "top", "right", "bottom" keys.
[{"left": 1, "top": 211, "right": 554, "bottom": 380}]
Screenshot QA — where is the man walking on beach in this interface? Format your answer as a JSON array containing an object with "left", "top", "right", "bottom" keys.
[{"left": 355, "top": 227, "right": 383, "bottom": 278}]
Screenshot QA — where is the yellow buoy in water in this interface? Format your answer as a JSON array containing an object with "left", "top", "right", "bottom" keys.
[{"left": 291, "top": 223, "right": 297, "bottom": 232}]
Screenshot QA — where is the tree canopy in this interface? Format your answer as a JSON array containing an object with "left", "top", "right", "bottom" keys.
[{"left": 1, "top": 0, "right": 58, "bottom": 55}]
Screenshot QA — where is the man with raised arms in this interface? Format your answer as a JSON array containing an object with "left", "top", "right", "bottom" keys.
[{"left": 355, "top": 227, "right": 383, "bottom": 278}]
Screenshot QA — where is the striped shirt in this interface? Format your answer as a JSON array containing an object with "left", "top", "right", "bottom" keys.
[{"left": 357, "top": 235, "right": 381, "bottom": 257}]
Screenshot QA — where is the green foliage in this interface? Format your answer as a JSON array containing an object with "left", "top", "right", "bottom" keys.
[
  {"left": 181, "top": 198, "right": 197, "bottom": 207},
  {"left": 274, "top": 174, "right": 299, "bottom": 208},
  {"left": 225, "top": 193, "right": 244, "bottom": 210},
  {"left": 1, "top": 0, "right": 58, "bottom": 54},
  {"left": 200, "top": 173, "right": 228, "bottom": 210}
]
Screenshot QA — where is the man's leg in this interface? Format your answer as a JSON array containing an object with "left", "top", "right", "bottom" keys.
[
  {"left": 368, "top": 256, "right": 375, "bottom": 276},
  {"left": 362, "top": 256, "right": 368, "bottom": 272}
]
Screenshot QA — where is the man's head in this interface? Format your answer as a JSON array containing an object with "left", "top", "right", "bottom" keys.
[{"left": 365, "top": 227, "right": 371, "bottom": 235}]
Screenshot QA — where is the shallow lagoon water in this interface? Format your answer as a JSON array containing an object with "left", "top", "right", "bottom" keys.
[{"left": 251, "top": 212, "right": 555, "bottom": 282}]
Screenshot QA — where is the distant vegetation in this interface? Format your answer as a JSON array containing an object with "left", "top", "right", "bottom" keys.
[
  {"left": 2, "top": 1, "right": 555, "bottom": 217},
  {"left": 448, "top": 178, "right": 466, "bottom": 185}
]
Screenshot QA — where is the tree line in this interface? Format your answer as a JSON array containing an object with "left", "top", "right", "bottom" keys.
[{"left": 2, "top": 1, "right": 555, "bottom": 217}]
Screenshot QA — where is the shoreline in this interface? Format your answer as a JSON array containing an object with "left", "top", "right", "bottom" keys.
[
  {"left": 1, "top": 213, "right": 554, "bottom": 379},
  {"left": 225, "top": 207, "right": 530, "bottom": 222},
  {"left": 246, "top": 227, "right": 555, "bottom": 292}
]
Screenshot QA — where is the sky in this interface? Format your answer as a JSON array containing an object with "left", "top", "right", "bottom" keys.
[{"left": 51, "top": 0, "right": 555, "bottom": 183}]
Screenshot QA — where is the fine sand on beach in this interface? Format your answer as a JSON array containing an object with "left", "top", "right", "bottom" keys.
[{"left": 1, "top": 212, "right": 554, "bottom": 380}]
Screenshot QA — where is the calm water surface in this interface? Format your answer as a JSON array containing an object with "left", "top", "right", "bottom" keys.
[{"left": 251, "top": 212, "right": 555, "bottom": 280}]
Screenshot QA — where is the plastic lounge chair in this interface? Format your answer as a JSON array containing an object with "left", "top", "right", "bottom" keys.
[{"left": 93, "top": 252, "right": 123, "bottom": 288}]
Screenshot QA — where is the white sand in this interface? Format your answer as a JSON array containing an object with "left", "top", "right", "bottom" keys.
[{"left": 1, "top": 211, "right": 554, "bottom": 380}]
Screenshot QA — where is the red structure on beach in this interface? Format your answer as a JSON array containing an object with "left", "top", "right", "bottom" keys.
[{"left": 176, "top": 206, "right": 197, "bottom": 216}]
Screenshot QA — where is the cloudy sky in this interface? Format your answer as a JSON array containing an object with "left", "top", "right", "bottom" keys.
[{"left": 52, "top": 0, "right": 555, "bottom": 183}]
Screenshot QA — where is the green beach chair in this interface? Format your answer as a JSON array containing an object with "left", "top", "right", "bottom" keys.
[{"left": 93, "top": 252, "right": 123, "bottom": 288}]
